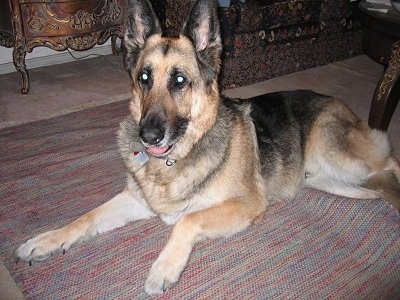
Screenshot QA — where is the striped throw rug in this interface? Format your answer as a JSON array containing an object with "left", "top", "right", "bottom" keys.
[{"left": 0, "top": 100, "right": 399, "bottom": 299}]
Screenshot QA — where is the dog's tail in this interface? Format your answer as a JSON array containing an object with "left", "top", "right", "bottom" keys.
[{"left": 363, "top": 160, "right": 400, "bottom": 210}]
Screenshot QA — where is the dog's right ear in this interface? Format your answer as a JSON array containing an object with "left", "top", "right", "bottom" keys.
[
  {"left": 124, "top": 0, "right": 163, "bottom": 72},
  {"left": 181, "top": 0, "right": 222, "bottom": 87}
]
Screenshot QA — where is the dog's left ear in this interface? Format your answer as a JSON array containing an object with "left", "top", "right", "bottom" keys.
[
  {"left": 124, "top": 0, "right": 163, "bottom": 72},
  {"left": 181, "top": 0, "right": 222, "bottom": 84}
]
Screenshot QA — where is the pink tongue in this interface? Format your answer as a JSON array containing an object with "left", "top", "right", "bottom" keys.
[{"left": 146, "top": 146, "right": 169, "bottom": 155}]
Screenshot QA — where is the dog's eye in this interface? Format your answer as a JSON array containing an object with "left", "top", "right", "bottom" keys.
[
  {"left": 139, "top": 71, "right": 150, "bottom": 84},
  {"left": 174, "top": 74, "right": 186, "bottom": 88}
]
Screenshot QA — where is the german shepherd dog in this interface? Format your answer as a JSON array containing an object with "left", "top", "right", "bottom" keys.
[{"left": 16, "top": 0, "right": 400, "bottom": 295}]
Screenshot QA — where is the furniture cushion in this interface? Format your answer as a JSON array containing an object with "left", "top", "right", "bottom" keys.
[{"left": 236, "top": 0, "right": 323, "bottom": 33}]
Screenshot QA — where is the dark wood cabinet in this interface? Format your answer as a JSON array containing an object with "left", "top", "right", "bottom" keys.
[
  {"left": 0, "top": 0, "right": 127, "bottom": 93},
  {"left": 359, "top": 1, "right": 400, "bottom": 130}
]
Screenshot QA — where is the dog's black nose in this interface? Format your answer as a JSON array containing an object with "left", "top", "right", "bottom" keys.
[
  {"left": 139, "top": 113, "right": 166, "bottom": 145},
  {"left": 140, "top": 127, "right": 165, "bottom": 145}
]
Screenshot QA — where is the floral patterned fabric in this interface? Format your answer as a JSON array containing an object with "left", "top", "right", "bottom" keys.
[{"left": 165, "top": 0, "right": 363, "bottom": 88}]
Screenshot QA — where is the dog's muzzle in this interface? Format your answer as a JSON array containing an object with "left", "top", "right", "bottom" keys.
[
  {"left": 139, "top": 112, "right": 166, "bottom": 145},
  {"left": 139, "top": 112, "right": 172, "bottom": 157}
]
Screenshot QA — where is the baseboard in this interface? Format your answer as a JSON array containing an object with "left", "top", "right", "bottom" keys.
[{"left": 0, "top": 45, "right": 113, "bottom": 75}]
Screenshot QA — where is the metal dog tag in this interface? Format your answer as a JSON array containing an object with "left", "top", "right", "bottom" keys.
[
  {"left": 134, "top": 151, "right": 149, "bottom": 165},
  {"left": 129, "top": 141, "right": 149, "bottom": 166}
]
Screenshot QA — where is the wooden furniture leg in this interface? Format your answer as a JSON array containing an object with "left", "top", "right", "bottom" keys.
[
  {"left": 111, "top": 36, "right": 120, "bottom": 55},
  {"left": 368, "top": 40, "right": 400, "bottom": 130},
  {"left": 12, "top": 41, "right": 29, "bottom": 94},
  {"left": 2, "top": 0, "right": 127, "bottom": 94}
]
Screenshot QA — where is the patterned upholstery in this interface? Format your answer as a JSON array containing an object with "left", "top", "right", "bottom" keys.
[{"left": 166, "top": 0, "right": 363, "bottom": 88}]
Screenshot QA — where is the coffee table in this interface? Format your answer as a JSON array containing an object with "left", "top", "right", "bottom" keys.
[{"left": 359, "top": 0, "right": 400, "bottom": 130}]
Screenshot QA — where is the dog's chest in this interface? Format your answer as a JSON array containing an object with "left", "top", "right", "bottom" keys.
[
  {"left": 134, "top": 160, "right": 198, "bottom": 214},
  {"left": 133, "top": 150, "right": 231, "bottom": 218}
]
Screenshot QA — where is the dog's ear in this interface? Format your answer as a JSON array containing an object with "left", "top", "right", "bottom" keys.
[
  {"left": 124, "top": 0, "right": 163, "bottom": 72},
  {"left": 181, "top": 0, "right": 222, "bottom": 85}
]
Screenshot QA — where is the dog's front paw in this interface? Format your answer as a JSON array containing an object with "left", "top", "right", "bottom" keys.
[
  {"left": 15, "top": 229, "right": 71, "bottom": 263},
  {"left": 144, "top": 257, "right": 184, "bottom": 295}
]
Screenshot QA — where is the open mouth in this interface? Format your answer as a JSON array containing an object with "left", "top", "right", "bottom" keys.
[{"left": 145, "top": 144, "right": 173, "bottom": 157}]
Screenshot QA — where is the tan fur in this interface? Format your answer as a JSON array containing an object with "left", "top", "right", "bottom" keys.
[{"left": 304, "top": 99, "right": 399, "bottom": 200}]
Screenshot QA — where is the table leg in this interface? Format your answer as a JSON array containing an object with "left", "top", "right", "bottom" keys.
[
  {"left": 368, "top": 41, "right": 400, "bottom": 131},
  {"left": 12, "top": 42, "right": 29, "bottom": 94},
  {"left": 111, "top": 35, "right": 121, "bottom": 55}
]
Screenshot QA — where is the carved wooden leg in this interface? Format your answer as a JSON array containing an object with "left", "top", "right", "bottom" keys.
[
  {"left": 13, "top": 42, "right": 29, "bottom": 94},
  {"left": 368, "top": 41, "right": 400, "bottom": 131},
  {"left": 111, "top": 35, "right": 121, "bottom": 55}
]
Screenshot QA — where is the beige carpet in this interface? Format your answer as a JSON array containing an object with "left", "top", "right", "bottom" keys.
[{"left": 0, "top": 53, "right": 398, "bottom": 299}]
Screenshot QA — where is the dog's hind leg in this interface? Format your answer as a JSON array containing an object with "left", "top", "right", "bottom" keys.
[
  {"left": 305, "top": 101, "right": 400, "bottom": 208},
  {"left": 15, "top": 178, "right": 156, "bottom": 263}
]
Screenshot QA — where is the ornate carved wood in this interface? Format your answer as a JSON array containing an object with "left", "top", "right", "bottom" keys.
[{"left": 0, "top": 0, "right": 127, "bottom": 94}]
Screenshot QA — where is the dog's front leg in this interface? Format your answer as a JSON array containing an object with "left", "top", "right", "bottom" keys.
[
  {"left": 145, "top": 200, "right": 262, "bottom": 295},
  {"left": 15, "top": 188, "right": 155, "bottom": 263}
]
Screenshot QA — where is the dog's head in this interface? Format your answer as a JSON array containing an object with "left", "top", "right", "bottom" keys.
[{"left": 124, "top": 0, "right": 222, "bottom": 160}]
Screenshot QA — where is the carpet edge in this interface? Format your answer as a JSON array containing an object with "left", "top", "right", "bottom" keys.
[{"left": 0, "top": 92, "right": 131, "bottom": 130}]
